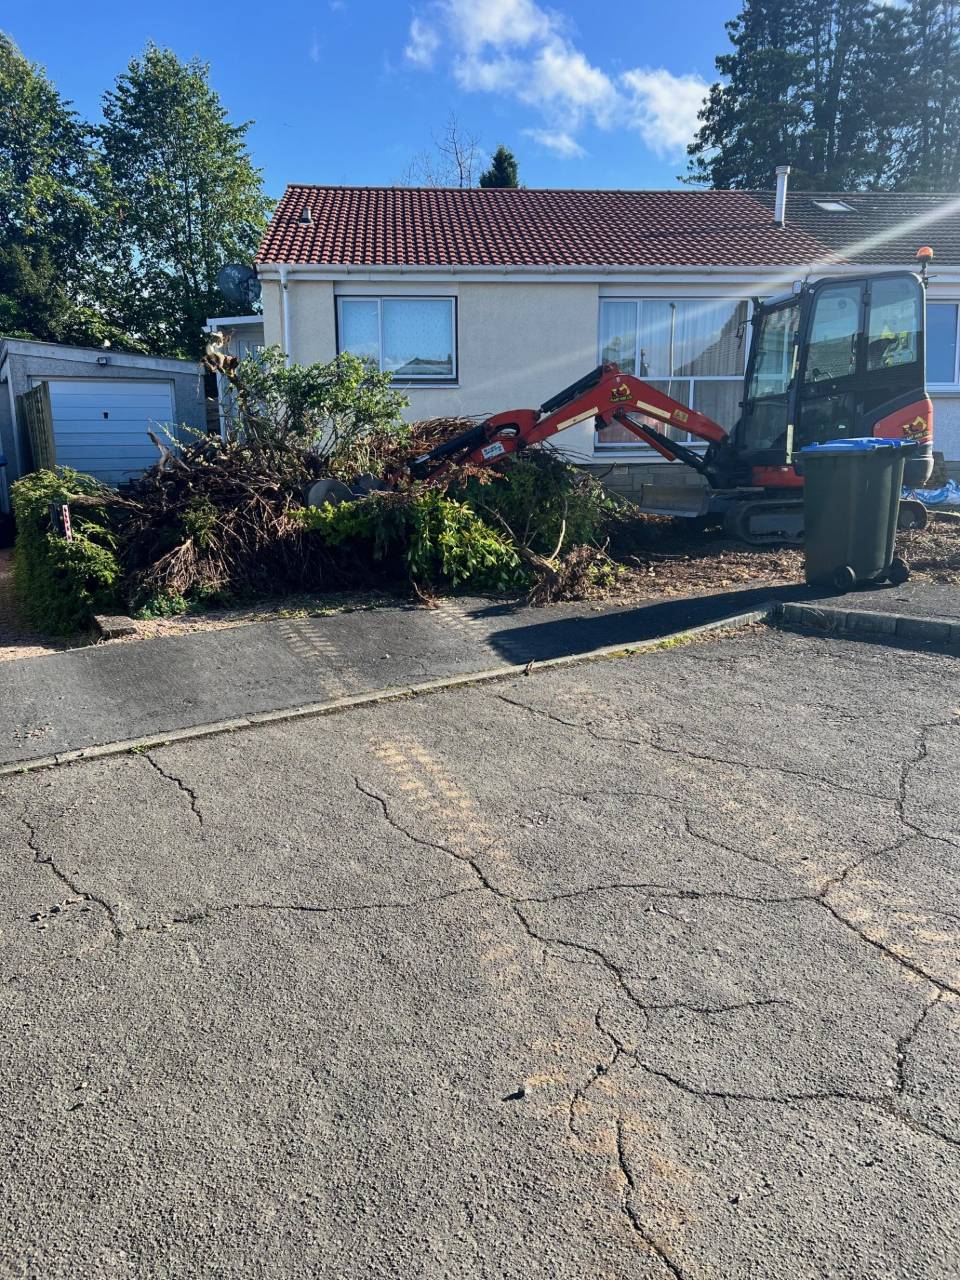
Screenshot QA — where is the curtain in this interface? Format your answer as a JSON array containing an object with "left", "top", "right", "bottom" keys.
[
  {"left": 599, "top": 301, "right": 638, "bottom": 373},
  {"left": 339, "top": 299, "right": 379, "bottom": 363},
  {"left": 693, "top": 380, "right": 743, "bottom": 432},
  {"left": 672, "top": 300, "right": 747, "bottom": 377},
  {"left": 382, "top": 299, "right": 454, "bottom": 377}
]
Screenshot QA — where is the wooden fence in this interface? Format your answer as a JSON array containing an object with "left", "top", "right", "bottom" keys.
[{"left": 16, "top": 383, "right": 55, "bottom": 471}]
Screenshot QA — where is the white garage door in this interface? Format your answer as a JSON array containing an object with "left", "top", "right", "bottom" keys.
[{"left": 47, "top": 380, "right": 175, "bottom": 486}]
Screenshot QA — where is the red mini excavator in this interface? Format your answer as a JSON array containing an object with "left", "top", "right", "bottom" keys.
[{"left": 401, "top": 268, "right": 935, "bottom": 545}]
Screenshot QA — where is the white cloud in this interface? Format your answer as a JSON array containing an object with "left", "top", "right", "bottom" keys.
[
  {"left": 407, "top": 0, "right": 708, "bottom": 160},
  {"left": 522, "top": 127, "right": 586, "bottom": 159},
  {"left": 453, "top": 54, "right": 522, "bottom": 93},
  {"left": 309, "top": 31, "right": 321, "bottom": 62},
  {"left": 455, "top": 39, "right": 615, "bottom": 130},
  {"left": 620, "top": 67, "right": 708, "bottom": 156},
  {"left": 405, "top": 16, "right": 441, "bottom": 68},
  {"left": 442, "top": 0, "right": 555, "bottom": 51},
  {"left": 524, "top": 41, "right": 616, "bottom": 124}
]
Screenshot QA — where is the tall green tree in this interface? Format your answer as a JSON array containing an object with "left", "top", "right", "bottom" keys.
[
  {"left": 686, "top": 0, "right": 909, "bottom": 190},
  {"left": 99, "top": 45, "right": 271, "bottom": 357},
  {"left": 686, "top": 0, "right": 808, "bottom": 188},
  {"left": 896, "top": 1, "right": 960, "bottom": 189},
  {"left": 479, "top": 145, "right": 520, "bottom": 188},
  {"left": 0, "top": 33, "right": 102, "bottom": 342}
]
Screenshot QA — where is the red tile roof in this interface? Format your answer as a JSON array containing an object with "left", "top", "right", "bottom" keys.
[{"left": 257, "top": 185, "right": 841, "bottom": 269}]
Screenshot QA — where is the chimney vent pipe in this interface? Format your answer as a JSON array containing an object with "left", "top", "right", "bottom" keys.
[{"left": 774, "top": 166, "right": 791, "bottom": 225}]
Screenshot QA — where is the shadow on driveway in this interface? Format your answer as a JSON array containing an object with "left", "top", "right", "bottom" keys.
[{"left": 481, "top": 582, "right": 817, "bottom": 665}]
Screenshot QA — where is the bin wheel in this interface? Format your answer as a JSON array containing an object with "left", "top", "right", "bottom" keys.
[
  {"left": 898, "top": 500, "right": 928, "bottom": 531},
  {"left": 831, "top": 565, "right": 857, "bottom": 594},
  {"left": 887, "top": 556, "right": 910, "bottom": 586}
]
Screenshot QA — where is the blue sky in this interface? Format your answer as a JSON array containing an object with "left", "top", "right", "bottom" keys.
[{"left": 8, "top": 0, "right": 734, "bottom": 199}]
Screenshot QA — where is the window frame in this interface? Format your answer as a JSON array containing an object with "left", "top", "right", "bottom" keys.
[
  {"left": 927, "top": 300, "right": 960, "bottom": 389},
  {"left": 336, "top": 295, "right": 458, "bottom": 383},
  {"left": 595, "top": 296, "right": 752, "bottom": 453}
]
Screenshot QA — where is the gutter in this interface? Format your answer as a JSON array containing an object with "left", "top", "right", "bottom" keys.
[
  {"left": 256, "top": 261, "right": 960, "bottom": 289},
  {"left": 279, "top": 264, "right": 291, "bottom": 366},
  {"left": 258, "top": 261, "right": 820, "bottom": 281}
]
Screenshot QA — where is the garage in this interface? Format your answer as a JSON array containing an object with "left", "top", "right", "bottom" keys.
[
  {"left": 0, "top": 340, "right": 206, "bottom": 499},
  {"left": 46, "top": 379, "right": 175, "bottom": 486}
]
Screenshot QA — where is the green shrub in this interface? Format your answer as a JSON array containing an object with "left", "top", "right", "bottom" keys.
[
  {"left": 218, "top": 345, "right": 410, "bottom": 477},
  {"left": 11, "top": 468, "right": 122, "bottom": 633},
  {"left": 456, "top": 452, "right": 618, "bottom": 556},
  {"left": 302, "top": 491, "right": 526, "bottom": 593}
]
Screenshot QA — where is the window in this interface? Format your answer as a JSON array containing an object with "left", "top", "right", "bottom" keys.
[
  {"left": 337, "top": 297, "right": 456, "bottom": 380},
  {"left": 866, "top": 276, "right": 920, "bottom": 371},
  {"left": 813, "top": 200, "right": 854, "bottom": 213},
  {"left": 597, "top": 297, "right": 748, "bottom": 448},
  {"left": 928, "top": 302, "right": 960, "bottom": 384},
  {"left": 746, "top": 302, "right": 800, "bottom": 401},
  {"left": 806, "top": 283, "right": 861, "bottom": 383}
]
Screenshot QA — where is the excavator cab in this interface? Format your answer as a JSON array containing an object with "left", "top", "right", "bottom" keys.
[{"left": 729, "top": 271, "right": 933, "bottom": 490}]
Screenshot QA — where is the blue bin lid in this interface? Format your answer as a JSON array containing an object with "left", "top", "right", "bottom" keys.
[{"left": 800, "top": 437, "right": 912, "bottom": 453}]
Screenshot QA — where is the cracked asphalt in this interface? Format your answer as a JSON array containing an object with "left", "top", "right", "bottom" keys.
[{"left": 2, "top": 625, "right": 959, "bottom": 1278}]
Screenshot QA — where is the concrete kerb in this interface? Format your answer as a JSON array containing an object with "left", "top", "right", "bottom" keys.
[
  {"left": 775, "top": 600, "right": 960, "bottom": 652},
  {"left": 0, "top": 604, "right": 776, "bottom": 778}
]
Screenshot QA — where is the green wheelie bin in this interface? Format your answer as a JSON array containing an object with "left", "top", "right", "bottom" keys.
[{"left": 799, "top": 438, "right": 913, "bottom": 592}]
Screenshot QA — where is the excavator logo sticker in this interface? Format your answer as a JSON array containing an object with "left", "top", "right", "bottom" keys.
[
  {"left": 610, "top": 383, "right": 631, "bottom": 403},
  {"left": 672, "top": 409, "right": 690, "bottom": 425},
  {"left": 481, "top": 441, "right": 506, "bottom": 461},
  {"left": 903, "top": 415, "right": 931, "bottom": 442}
]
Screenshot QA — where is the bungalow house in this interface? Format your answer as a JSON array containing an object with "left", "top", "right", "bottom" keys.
[{"left": 251, "top": 174, "right": 960, "bottom": 496}]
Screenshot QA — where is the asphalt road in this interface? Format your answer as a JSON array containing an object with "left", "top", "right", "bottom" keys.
[{"left": 1, "top": 626, "right": 959, "bottom": 1278}]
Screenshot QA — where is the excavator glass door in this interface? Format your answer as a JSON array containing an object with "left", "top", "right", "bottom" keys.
[
  {"left": 735, "top": 271, "right": 925, "bottom": 471},
  {"left": 795, "top": 272, "right": 925, "bottom": 450},
  {"left": 794, "top": 280, "right": 864, "bottom": 448},
  {"left": 738, "top": 296, "right": 801, "bottom": 457}
]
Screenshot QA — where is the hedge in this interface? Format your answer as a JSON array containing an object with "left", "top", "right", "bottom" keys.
[{"left": 11, "top": 468, "right": 122, "bottom": 634}]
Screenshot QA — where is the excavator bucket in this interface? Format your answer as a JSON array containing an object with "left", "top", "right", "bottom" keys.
[{"left": 627, "top": 482, "right": 713, "bottom": 519}]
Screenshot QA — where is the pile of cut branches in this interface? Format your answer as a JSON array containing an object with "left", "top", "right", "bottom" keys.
[
  {"left": 21, "top": 340, "right": 644, "bottom": 623},
  {"left": 115, "top": 433, "right": 329, "bottom": 605},
  {"left": 85, "top": 340, "right": 421, "bottom": 609}
]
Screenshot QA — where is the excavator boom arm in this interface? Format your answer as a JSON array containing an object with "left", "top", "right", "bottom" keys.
[{"left": 409, "top": 363, "right": 729, "bottom": 480}]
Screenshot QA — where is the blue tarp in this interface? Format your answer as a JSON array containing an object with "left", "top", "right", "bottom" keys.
[{"left": 903, "top": 480, "right": 960, "bottom": 506}]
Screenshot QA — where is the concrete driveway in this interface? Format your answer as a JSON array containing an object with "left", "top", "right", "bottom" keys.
[{"left": 1, "top": 626, "right": 959, "bottom": 1278}]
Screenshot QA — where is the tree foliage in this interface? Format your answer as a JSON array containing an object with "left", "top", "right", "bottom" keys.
[
  {"left": 687, "top": 0, "right": 960, "bottom": 192},
  {"left": 0, "top": 34, "right": 103, "bottom": 343},
  {"left": 897, "top": 1, "right": 960, "bottom": 189},
  {"left": 479, "top": 145, "right": 520, "bottom": 189},
  {"left": 0, "top": 35, "right": 268, "bottom": 353},
  {"left": 98, "top": 45, "right": 272, "bottom": 356}
]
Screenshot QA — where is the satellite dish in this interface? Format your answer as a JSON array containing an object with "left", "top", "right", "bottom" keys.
[{"left": 216, "top": 263, "right": 262, "bottom": 308}]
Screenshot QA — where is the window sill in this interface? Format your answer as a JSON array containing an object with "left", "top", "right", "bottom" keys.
[
  {"left": 593, "top": 443, "right": 709, "bottom": 457},
  {"left": 392, "top": 381, "right": 460, "bottom": 390},
  {"left": 929, "top": 384, "right": 960, "bottom": 395}
]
